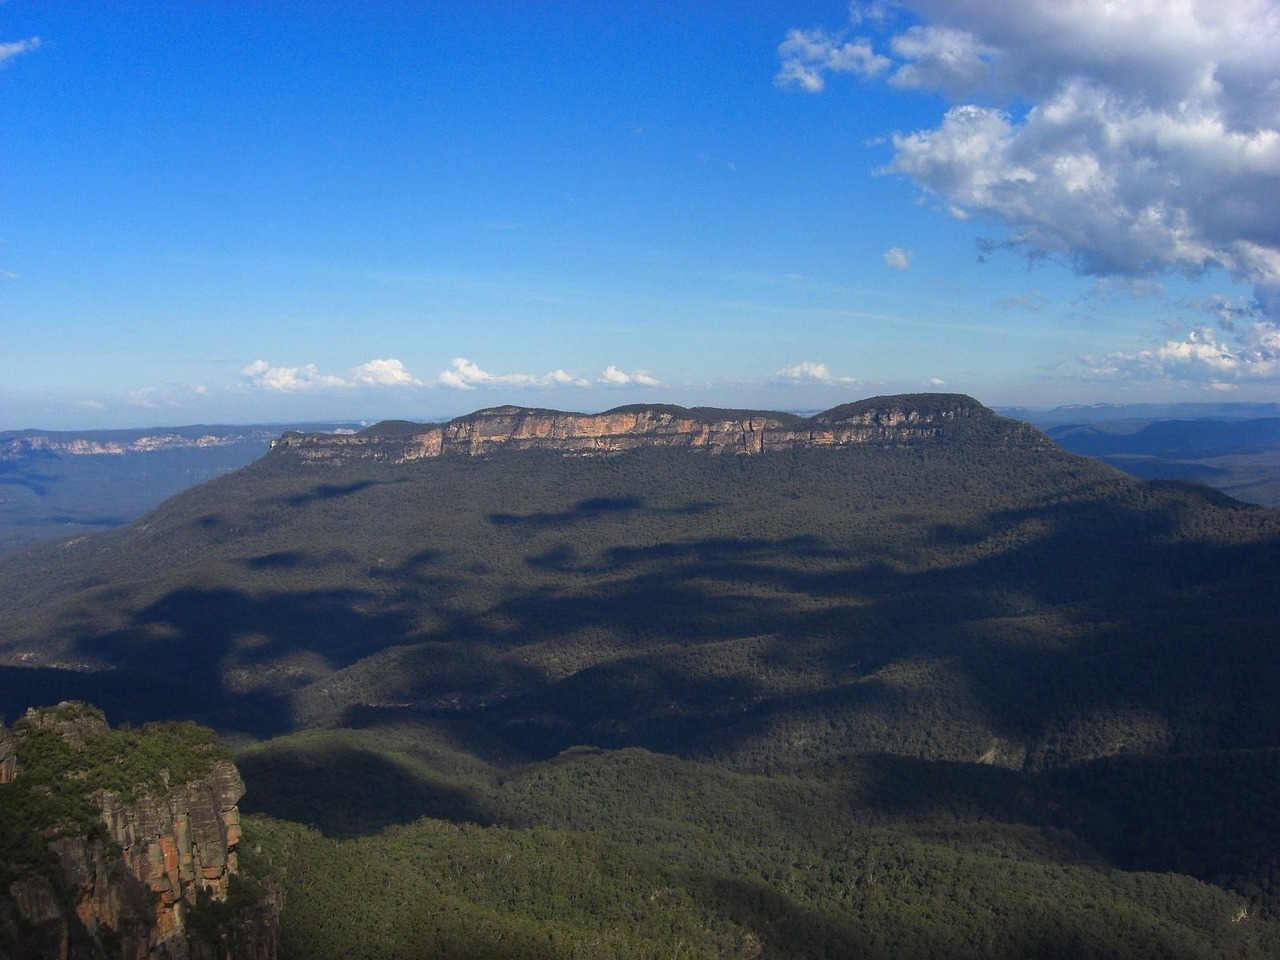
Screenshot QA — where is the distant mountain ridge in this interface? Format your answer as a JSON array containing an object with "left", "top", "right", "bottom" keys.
[
  {"left": 271, "top": 393, "right": 1047, "bottom": 464},
  {"left": 1, "top": 425, "right": 297, "bottom": 458},
  {"left": 0, "top": 422, "right": 359, "bottom": 555}
]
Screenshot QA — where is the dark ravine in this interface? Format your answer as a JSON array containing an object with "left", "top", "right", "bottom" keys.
[{"left": 270, "top": 393, "right": 1049, "bottom": 464}]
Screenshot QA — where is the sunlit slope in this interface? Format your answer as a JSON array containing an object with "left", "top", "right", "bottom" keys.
[{"left": 1, "top": 402, "right": 1275, "bottom": 773}]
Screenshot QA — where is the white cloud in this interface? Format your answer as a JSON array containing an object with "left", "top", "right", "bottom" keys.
[
  {"left": 775, "top": 361, "right": 860, "bottom": 384},
  {"left": 546, "top": 369, "right": 582, "bottom": 386},
  {"left": 0, "top": 37, "right": 40, "bottom": 66},
  {"left": 1080, "top": 319, "right": 1280, "bottom": 382},
  {"left": 599, "top": 365, "right": 661, "bottom": 387},
  {"left": 888, "top": 24, "right": 994, "bottom": 97},
  {"left": 240, "top": 357, "right": 426, "bottom": 392},
  {"left": 782, "top": 0, "right": 1280, "bottom": 311},
  {"left": 775, "top": 27, "right": 890, "bottom": 92},
  {"left": 437, "top": 357, "right": 591, "bottom": 390},
  {"left": 241, "top": 359, "right": 349, "bottom": 392},
  {"left": 883, "top": 246, "right": 912, "bottom": 270},
  {"left": 350, "top": 358, "right": 421, "bottom": 387}
]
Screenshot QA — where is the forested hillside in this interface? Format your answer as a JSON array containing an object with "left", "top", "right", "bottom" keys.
[{"left": 0, "top": 397, "right": 1277, "bottom": 957}]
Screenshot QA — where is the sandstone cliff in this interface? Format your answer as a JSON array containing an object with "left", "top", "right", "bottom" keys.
[
  {"left": 0, "top": 703, "right": 276, "bottom": 960},
  {"left": 271, "top": 393, "right": 1047, "bottom": 465}
]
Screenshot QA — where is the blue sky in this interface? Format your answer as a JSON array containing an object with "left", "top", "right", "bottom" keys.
[{"left": 2, "top": 1, "right": 1278, "bottom": 429}]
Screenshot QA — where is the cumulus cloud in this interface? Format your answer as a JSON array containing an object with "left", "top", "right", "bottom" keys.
[
  {"left": 775, "top": 361, "right": 860, "bottom": 384},
  {"left": 240, "top": 357, "right": 428, "bottom": 391},
  {"left": 883, "top": 246, "right": 912, "bottom": 270},
  {"left": 0, "top": 36, "right": 40, "bottom": 66},
  {"left": 437, "top": 357, "right": 590, "bottom": 390},
  {"left": 350, "top": 358, "right": 421, "bottom": 387},
  {"left": 599, "top": 365, "right": 661, "bottom": 387},
  {"left": 241, "top": 360, "right": 349, "bottom": 392},
  {"left": 781, "top": 1, "right": 1280, "bottom": 316}
]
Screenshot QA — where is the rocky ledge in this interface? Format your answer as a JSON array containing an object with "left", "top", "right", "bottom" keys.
[
  {"left": 271, "top": 393, "right": 1046, "bottom": 465},
  {"left": 0, "top": 703, "right": 277, "bottom": 960}
]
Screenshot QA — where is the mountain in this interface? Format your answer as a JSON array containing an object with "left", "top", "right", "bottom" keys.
[
  {"left": 1, "top": 394, "right": 1278, "bottom": 957},
  {"left": 998, "top": 401, "right": 1280, "bottom": 427},
  {"left": 269, "top": 393, "right": 1038, "bottom": 462},
  {"left": 1043, "top": 417, "right": 1280, "bottom": 506}
]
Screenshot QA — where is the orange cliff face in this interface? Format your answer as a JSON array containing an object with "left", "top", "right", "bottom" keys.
[
  {"left": 268, "top": 394, "right": 1042, "bottom": 466},
  {"left": 0, "top": 704, "right": 278, "bottom": 960}
]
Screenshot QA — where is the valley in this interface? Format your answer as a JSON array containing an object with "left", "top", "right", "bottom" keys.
[{"left": 1, "top": 395, "right": 1278, "bottom": 958}]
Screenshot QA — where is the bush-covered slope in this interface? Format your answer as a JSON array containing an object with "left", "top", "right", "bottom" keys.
[
  {"left": 1, "top": 424, "right": 1276, "bottom": 770},
  {"left": 238, "top": 743, "right": 1280, "bottom": 959},
  {"left": 2, "top": 397, "right": 1278, "bottom": 957}
]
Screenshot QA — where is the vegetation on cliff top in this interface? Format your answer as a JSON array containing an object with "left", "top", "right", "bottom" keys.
[{"left": 0, "top": 702, "right": 229, "bottom": 877}]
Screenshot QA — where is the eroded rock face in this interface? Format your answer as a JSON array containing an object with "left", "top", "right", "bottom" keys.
[
  {"left": 0, "top": 704, "right": 277, "bottom": 960},
  {"left": 271, "top": 394, "right": 1045, "bottom": 465}
]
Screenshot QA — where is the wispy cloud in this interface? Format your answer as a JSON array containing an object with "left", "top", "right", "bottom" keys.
[
  {"left": 0, "top": 36, "right": 40, "bottom": 66},
  {"left": 124, "top": 387, "right": 180, "bottom": 410},
  {"left": 774, "top": 27, "right": 889, "bottom": 92},
  {"left": 996, "top": 290, "right": 1045, "bottom": 311},
  {"left": 883, "top": 246, "right": 912, "bottom": 270}
]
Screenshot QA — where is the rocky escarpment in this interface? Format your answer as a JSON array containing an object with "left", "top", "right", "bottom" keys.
[
  {"left": 272, "top": 393, "right": 1048, "bottom": 465},
  {"left": 0, "top": 703, "right": 277, "bottom": 960}
]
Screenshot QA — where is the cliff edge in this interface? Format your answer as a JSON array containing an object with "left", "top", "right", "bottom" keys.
[
  {"left": 0, "top": 703, "right": 277, "bottom": 960},
  {"left": 270, "top": 393, "right": 1047, "bottom": 465}
]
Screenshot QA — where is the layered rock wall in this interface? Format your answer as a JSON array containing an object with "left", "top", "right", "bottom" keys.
[
  {"left": 0, "top": 704, "right": 276, "bottom": 960},
  {"left": 271, "top": 394, "right": 1042, "bottom": 465}
]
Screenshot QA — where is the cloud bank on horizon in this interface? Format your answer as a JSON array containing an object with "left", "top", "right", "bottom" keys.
[
  {"left": 777, "top": 0, "right": 1280, "bottom": 385},
  {"left": 239, "top": 358, "right": 662, "bottom": 394}
]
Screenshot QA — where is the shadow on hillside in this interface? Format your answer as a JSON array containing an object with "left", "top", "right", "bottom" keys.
[
  {"left": 460, "top": 486, "right": 1280, "bottom": 766},
  {"left": 40, "top": 468, "right": 1280, "bottom": 770},
  {"left": 237, "top": 743, "right": 494, "bottom": 837},
  {"left": 488, "top": 495, "right": 718, "bottom": 528},
  {"left": 69, "top": 585, "right": 421, "bottom": 738},
  {"left": 284, "top": 479, "right": 381, "bottom": 507},
  {"left": 0, "top": 662, "right": 290, "bottom": 737},
  {"left": 691, "top": 873, "right": 889, "bottom": 959}
]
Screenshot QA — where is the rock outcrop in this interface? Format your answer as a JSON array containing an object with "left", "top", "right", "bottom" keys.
[
  {"left": 271, "top": 393, "right": 1047, "bottom": 465},
  {"left": 0, "top": 703, "right": 277, "bottom": 960}
]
